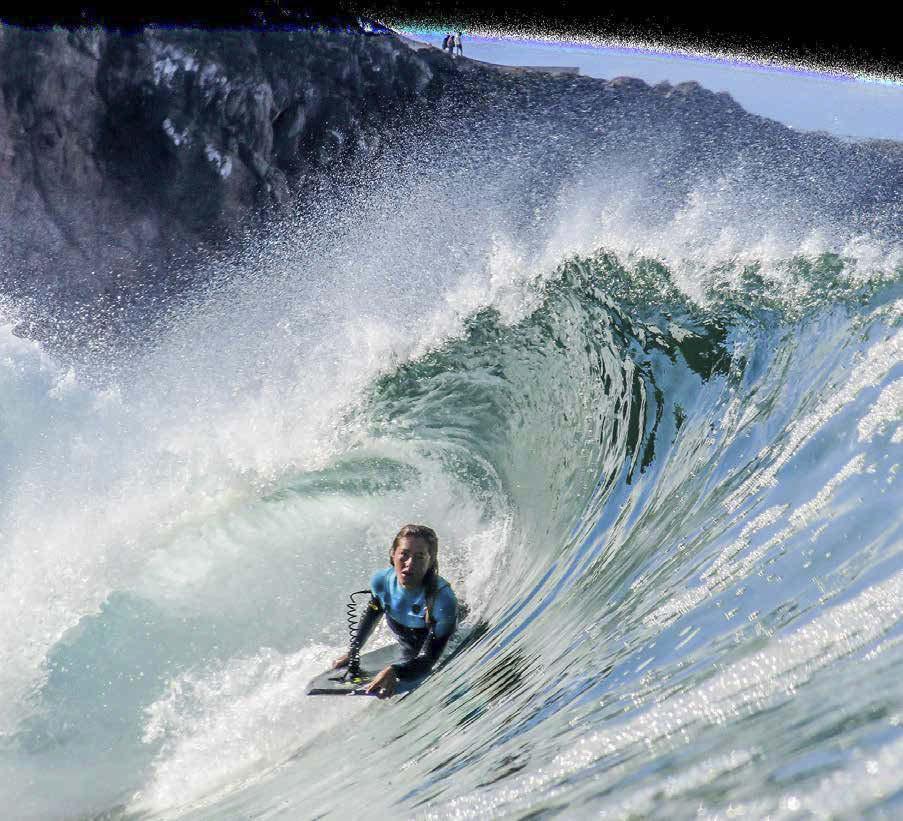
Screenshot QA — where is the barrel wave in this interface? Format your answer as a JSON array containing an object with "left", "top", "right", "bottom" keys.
[{"left": 1, "top": 70, "right": 902, "bottom": 820}]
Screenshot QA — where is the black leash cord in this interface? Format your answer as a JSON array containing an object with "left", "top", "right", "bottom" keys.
[{"left": 345, "top": 589, "right": 372, "bottom": 680}]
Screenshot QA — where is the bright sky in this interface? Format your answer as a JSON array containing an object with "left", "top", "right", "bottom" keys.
[{"left": 399, "top": 30, "right": 903, "bottom": 142}]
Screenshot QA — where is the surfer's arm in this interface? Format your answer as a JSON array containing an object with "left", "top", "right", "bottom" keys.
[
  {"left": 391, "top": 628, "right": 452, "bottom": 679},
  {"left": 331, "top": 599, "right": 383, "bottom": 669},
  {"left": 353, "top": 570, "right": 391, "bottom": 651},
  {"left": 333, "top": 576, "right": 387, "bottom": 668},
  {"left": 353, "top": 596, "right": 384, "bottom": 650}
]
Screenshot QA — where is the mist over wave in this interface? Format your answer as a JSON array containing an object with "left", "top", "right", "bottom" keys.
[{"left": 0, "top": 71, "right": 901, "bottom": 819}]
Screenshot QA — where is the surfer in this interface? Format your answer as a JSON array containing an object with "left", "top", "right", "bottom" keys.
[{"left": 332, "top": 524, "right": 458, "bottom": 699}]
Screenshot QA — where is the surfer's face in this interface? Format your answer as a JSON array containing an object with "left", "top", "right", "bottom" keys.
[{"left": 392, "top": 536, "right": 432, "bottom": 589}]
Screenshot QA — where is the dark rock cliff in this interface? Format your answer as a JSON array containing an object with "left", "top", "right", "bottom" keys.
[
  {"left": 0, "top": 25, "right": 900, "bottom": 344},
  {"left": 0, "top": 26, "right": 456, "bottom": 315}
]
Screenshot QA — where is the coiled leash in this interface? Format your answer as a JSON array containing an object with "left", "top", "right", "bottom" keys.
[{"left": 341, "top": 589, "right": 373, "bottom": 682}]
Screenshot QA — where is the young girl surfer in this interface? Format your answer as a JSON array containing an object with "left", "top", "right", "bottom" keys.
[{"left": 332, "top": 524, "right": 458, "bottom": 698}]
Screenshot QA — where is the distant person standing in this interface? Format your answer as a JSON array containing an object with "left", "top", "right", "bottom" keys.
[
  {"left": 442, "top": 33, "right": 450, "bottom": 53},
  {"left": 456, "top": 32, "right": 463, "bottom": 56}
]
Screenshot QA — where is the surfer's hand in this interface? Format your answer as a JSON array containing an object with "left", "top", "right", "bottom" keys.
[
  {"left": 365, "top": 666, "right": 397, "bottom": 699},
  {"left": 331, "top": 653, "right": 350, "bottom": 669}
]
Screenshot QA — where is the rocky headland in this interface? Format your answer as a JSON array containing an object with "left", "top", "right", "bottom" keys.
[{"left": 0, "top": 24, "right": 900, "bottom": 344}]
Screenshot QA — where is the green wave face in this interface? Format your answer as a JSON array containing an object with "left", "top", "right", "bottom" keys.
[{"left": 239, "top": 249, "right": 901, "bottom": 819}]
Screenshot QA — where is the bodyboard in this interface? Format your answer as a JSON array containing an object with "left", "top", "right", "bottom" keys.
[{"left": 306, "top": 645, "right": 428, "bottom": 696}]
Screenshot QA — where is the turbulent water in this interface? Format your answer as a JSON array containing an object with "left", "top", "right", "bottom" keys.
[{"left": 1, "top": 64, "right": 902, "bottom": 820}]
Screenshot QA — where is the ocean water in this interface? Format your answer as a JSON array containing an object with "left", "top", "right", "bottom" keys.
[{"left": 1, "top": 44, "right": 902, "bottom": 821}]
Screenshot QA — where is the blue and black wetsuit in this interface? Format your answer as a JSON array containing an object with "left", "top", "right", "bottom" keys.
[{"left": 354, "top": 567, "right": 457, "bottom": 679}]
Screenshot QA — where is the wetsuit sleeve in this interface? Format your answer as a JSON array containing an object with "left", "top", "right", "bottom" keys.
[
  {"left": 353, "top": 596, "right": 383, "bottom": 650},
  {"left": 391, "top": 585, "right": 458, "bottom": 680},
  {"left": 391, "top": 629, "right": 452, "bottom": 679},
  {"left": 354, "top": 570, "right": 387, "bottom": 651},
  {"left": 430, "top": 585, "right": 458, "bottom": 639}
]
